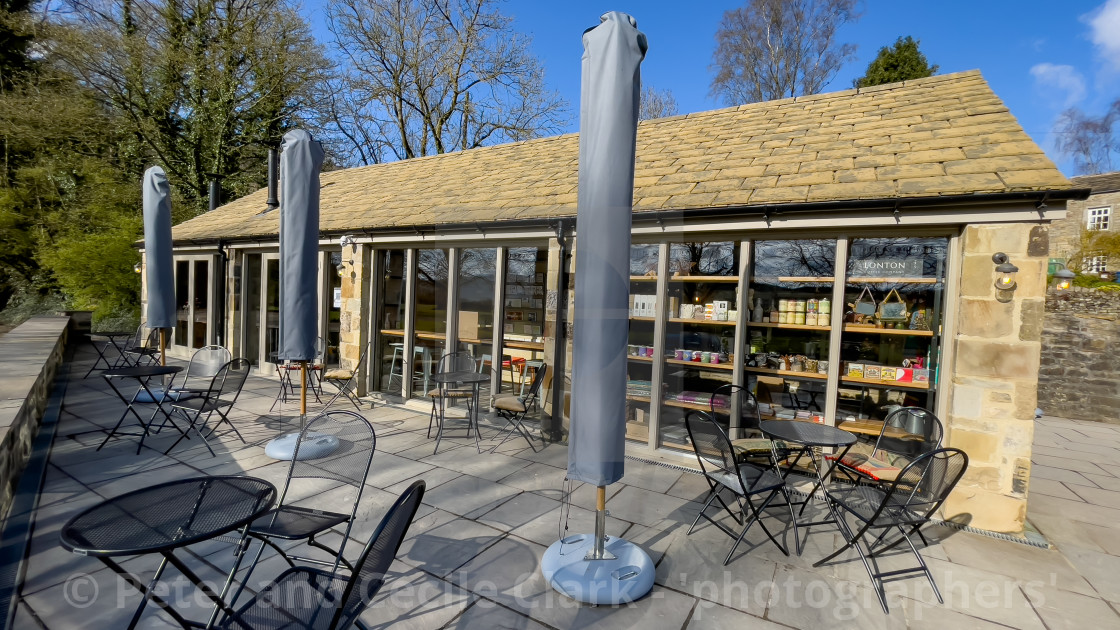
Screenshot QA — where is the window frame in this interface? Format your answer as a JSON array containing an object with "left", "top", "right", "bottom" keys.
[{"left": 1087, "top": 206, "right": 1111, "bottom": 231}]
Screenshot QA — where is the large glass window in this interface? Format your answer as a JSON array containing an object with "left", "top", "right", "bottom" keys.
[
  {"left": 192, "top": 259, "right": 209, "bottom": 348},
  {"left": 502, "top": 246, "right": 548, "bottom": 399},
  {"left": 325, "top": 252, "right": 343, "bottom": 368},
  {"left": 746, "top": 239, "right": 836, "bottom": 422},
  {"left": 174, "top": 260, "right": 190, "bottom": 346},
  {"left": 374, "top": 250, "right": 408, "bottom": 394},
  {"left": 411, "top": 248, "right": 449, "bottom": 400},
  {"left": 243, "top": 254, "right": 262, "bottom": 366},
  {"left": 658, "top": 241, "right": 739, "bottom": 452},
  {"left": 265, "top": 257, "right": 280, "bottom": 365},
  {"left": 626, "top": 243, "right": 659, "bottom": 444},
  {"left": 834, "top": 236, "right": 947, "bottom": 422},
  {"left": 457, "top": 248, "right": 497, "bottom": 353}
]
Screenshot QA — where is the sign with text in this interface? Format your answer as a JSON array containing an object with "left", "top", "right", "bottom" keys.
[{"left": 851, "top": 257, "right": 923, "bottom": 277}]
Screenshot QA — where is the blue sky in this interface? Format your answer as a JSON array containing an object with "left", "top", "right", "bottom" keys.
[{"left": 303, "top": 0, "right": 1120, "bottom": 176}]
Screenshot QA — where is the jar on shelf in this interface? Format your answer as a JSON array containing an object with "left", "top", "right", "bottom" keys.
[
  {"left": 819, "top": 298, "right": 831, "bottom": 315},
  {"left": 794, "top": 312, "right": 806, "bottom": 325},
  {"left": 778, "top": 299, "right": 789, "bottom": 312},
  {"left": 778, "top": 312, "right": 789, "bottom": 324},
  {"left": 795, "top": 300, "right": 807, "bottom": 312}
]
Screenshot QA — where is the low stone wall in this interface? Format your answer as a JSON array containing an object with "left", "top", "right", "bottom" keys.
[
  {"left": 0, "top": 316, "right": 69, "bottom": 522},
  {"left": 1039, "top": 288, "right": 1120, "bottom": 421}
]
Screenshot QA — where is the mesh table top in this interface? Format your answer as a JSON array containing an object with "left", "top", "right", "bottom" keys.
[
  {"left": 760, "top": 420, "right": 857, "bottom": 448},
  {"left": 103, "top": 365, "right": 183, "bottom": 379},
  {"left": 60, "top": 476, "right": 276, "bottom": 556}
]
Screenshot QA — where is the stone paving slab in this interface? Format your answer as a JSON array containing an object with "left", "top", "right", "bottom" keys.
[{"left": 10, "top": 344, "right": 1120, "bottom": 628}]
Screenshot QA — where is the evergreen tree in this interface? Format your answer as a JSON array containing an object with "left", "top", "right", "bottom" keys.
[{"left": 854, "top": 36, "right": 938, "bottom": 88}]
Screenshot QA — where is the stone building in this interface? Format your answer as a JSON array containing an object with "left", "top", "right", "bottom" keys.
[
  {"left": 153, "top": 70, "right": 1088, "bottom": 533},
  {"left": 1049, "top": 171, "right": 1120, "bottom": 273}
]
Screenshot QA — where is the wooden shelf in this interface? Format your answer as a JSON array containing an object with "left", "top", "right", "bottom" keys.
[
  {"left": 843, "top": 325, "right": 934, "bottom": 337},
  {"left": 744, "top": 366, "right": 828, "bottom": 380},
  {"left": 667, "top": 275, "right": 739, "bottom": 283},
  {"left": 751, "top": 276, "right": 835, "bottom": 283},
  {"left": 628, "top": 355, "right": 654, "bottom": 362},
  {"left": 665, "top": 358, "right": 733, "bottom": 371},
  {"left": 629, "top": 275, "right": 658, "bottom": 282},
  {"left": 748, "top": 322, "right": 831, "bottom": 331},
  {"left": 663, "top": 398, "right": 712, "bottom": 411},
  {"left": 847, "top": 277, "right": 938, "bottom": 284},
  {"left": 626, "top": 394, "right": 652, "bottom": 404},
  {"left": 668, "top": 317, "right": 737, "bottom": 326},
  {"left": 629, "top": 316, "right": 656, "bottom": 322},
  {"left": 841, "top": 376, "right": 929, "bottom": 391}
]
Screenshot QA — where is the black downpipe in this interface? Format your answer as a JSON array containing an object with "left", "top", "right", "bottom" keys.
[{"left": 266, "top": 149, "right": 279, "bottom": 209}]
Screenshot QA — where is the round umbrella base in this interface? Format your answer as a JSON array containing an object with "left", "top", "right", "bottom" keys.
[
  {"left": 265, "top": 432, "right": 340, "bottom": 460},
  {"left": 541, "top": 535, "right": 654, "bottom": 605}
]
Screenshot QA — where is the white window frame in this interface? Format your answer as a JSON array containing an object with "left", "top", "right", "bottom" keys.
[
  {"left": 1087, "top": 206, "right": 1111, "bottom": 231},
  {"left": 1083, "top": 253, "right": 1108, "bottom": 273}
]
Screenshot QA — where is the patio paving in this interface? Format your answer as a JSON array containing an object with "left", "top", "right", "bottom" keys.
[{"left": 8, "top": 341, "right": 1120, "bottom": 628}]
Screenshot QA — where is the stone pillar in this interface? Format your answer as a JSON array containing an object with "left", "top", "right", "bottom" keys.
[
  {"left": 943, "top": 223, "right": 1050, "bottom": 533},
  {"left": 337, "top": 244, "right": 371, "bottom": 395}
]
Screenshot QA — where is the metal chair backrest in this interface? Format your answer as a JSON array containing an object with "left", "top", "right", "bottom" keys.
[
  {"left": 710, "top": 384, "right": 762, "bottom": 434},
  {"left": 182, "top": 345, "right": 231, "bottom": 389},
  {"left": 436, "top": 350, "right": 475, "bottom": 375},
  {"left": 684, "top": 410, "right": 743, "bottom": 493},
  {"left": 203, "top": 358, "right": 250, "bottom": 403},
  {"left": 332, "top": 480, "right": 426, "bottom": 629},
  {"left": 876, "top": 406, "right": 944, "bottom": 458},
  {"left": 521, "top": 363, "right": 548, "bottom": 405},
  {"left": 879, "top": 447, "right": 968, "bottom": 521},
  {"left": 143, "top": 326, "right": 161, "bottom": 349},
  {"left": 285, "top": 410, "right": 377, "bottom": 489}
]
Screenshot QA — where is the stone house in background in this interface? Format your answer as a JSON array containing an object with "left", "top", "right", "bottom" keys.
[
  {"left": 151, "top": 70, "right": 1090, "bottom": 533},
  {"left": 1049, "top": 171, "right": 1120, "bottom": 274}
]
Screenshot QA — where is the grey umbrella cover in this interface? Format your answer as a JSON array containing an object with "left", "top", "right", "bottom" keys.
[
  {"left": 567, "top": 12, "right": 647, "bottom": 487},
  {"left": 278, "top": 129, "right": 325, "bottom": 362},
  {"left": 142, "top": 166, "right": 175, "bottom": 330}
]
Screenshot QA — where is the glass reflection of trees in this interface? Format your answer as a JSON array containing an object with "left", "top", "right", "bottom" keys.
[
  {"left": 629, "top": 243, "right": 660, "bottom": 276},
  {"left": 415, "top": 249, "right": 449, "bottom": 334},
  {"left": 752, "top": 239, "right": 836, "bottom": 278},
  {"left": 668, "top": 242, "right": 737, "bottom": 276}
]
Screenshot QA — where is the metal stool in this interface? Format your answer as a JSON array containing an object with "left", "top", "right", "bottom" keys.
[{"left": 387, "top": 343, "right": 431, "bottom": 394}]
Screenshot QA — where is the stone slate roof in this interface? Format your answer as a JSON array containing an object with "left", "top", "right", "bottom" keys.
[
  {"left": 1071, "top": 172, "right": 1120, "bottom": 194},
  {"left": 172, "top": 70, "right": 1071, "bottom": 242}
]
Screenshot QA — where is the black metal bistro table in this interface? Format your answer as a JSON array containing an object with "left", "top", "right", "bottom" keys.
[
  {"left": 85, "top": 331, "right": 136, "bottom": 377},
  {"left": 431, "top": 371, "right": 489, "bottom": 454},
  {"left": 59, "top": 476, "right": 276, "bottom": 630},
  {"left": 760, "top": 420, "right": 858, "bottom": 554},
  {"left": 98, "top": 365, "right": 184, "bottom": 454}
]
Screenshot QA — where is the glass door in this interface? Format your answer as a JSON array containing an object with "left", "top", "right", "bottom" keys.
[
  {"left": 411, "top": 248, "right": 449, "bottom": 400},
  {"left": 658, "top": 241, "right": 739, "bottom": 453},
  {"left": 626, "top": 243, "right": 660, "bottom": 444},
  {"left": 171, "top": 256, "right": 213, "bottom": 352},
  {"left": 745, "top": 239, "right": 836, "bottom": 421},
  {"left": 834, "top": 236, "right": 948, "bottom": 422},
  {"left": 373, "top": 249, "right": 408, "bottom": 394},
  {"left": 242, "top": 253, "right": 262, "bottom": 366}
]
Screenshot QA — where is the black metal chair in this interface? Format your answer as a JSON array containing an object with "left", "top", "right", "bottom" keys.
[
  {"left": 710, "top": 384, "right": 790, "bottom": 465},
  {"left": 122, "top": 325, "right": 162, "bottom": 367},
  {"left": 490, "top": 363, "right": 548, "bottom": 452},
  {"left": 815, "top": 447, "right": 968, "bottom": 614},
  {"left": 833, "top": 407, "right": 945, "bottom": 485},
  {"left": 219, "top": 480, "right": 425, "bottom": 630},
  {"left": 426, "top": 351, "right": 477, "bottom": 438},
  {"left": 322, "top": 342, "right": 372, "bottom": 411},
  {"left": 229, "top": 410, "right": 377, "bottom": 610},
  {"left": 683, "top": 410, "right": 796, "bottom": 564},
  {"left": 166, "top": 344, "right": 231, "bottom": 400},
  {"left": 166, "top": 358, "right": 250, "bottom": 455}
]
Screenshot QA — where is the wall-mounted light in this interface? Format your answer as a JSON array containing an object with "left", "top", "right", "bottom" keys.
[
  {"left": 335, "top": 235, "right": 357, "bottom": 279},
  {"left": 992, "top": 253, "right": 1018, "bottom": 291},
  {"left": 1053, "top": 266, "right": 1075, "bottom": 295},
  {"left": 133, "top": 262, "right": 142, "bottom": 274}
]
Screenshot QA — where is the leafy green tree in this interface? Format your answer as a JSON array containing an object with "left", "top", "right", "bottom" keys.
[
  {"left": 0, "top": 0, "right": 34, "bottom": 91},
  {"left": 51, "top": 0, "right": 331, "bottom": 212},
  {"left": 853, "top": 36, "right": 938, "bottom": 88}
]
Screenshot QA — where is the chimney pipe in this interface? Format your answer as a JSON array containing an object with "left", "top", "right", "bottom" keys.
[
  {"left": 208, "top": 178, "right": 221, "bottom": 211},
  {"left": 266, "top": 148, "right": 279, "bottom": 209}
]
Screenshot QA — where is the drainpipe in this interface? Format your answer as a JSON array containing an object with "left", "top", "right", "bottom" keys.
[
  {"left": 216, "top": 239, "right": 227, "bottom": 347},
  {"left": 266, "top": 148, "right": 279, "bottom": 209}
]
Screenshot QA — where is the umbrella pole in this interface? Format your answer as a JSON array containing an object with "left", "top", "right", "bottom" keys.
[
  {"left": 591, "top": 485, "right": 608, "bottom": 559},
  {"left": 300, "top": 360, "right": 308, "bottom": 431},
  {"left": 159, "top": 328, "right": 166, "bottom": 367}
]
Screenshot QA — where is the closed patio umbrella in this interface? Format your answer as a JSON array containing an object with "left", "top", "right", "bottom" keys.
[
  {"left": 540, "top": 11, "right": 651, "bottom": 605},
  {"left": 142, "top": 166, "right": 175, "bottom": 365},
  {"left": 268, "top": 129, "right": 324, "bottom": 457}
]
